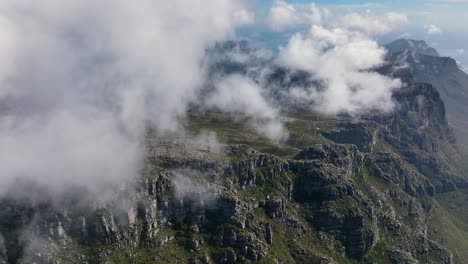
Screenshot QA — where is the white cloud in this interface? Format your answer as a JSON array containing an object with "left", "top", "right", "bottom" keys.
[
  {"left": 266, "top": 2, "right": 404, "bottom": 115},
  {"left": 278, "top": 25, "right": 401, "bottom": 115},
  {"left": 424, "top": 24, "right": 443, "bottom": 35},
  {"left": 0, "top": 0, "right": 250, "bottom": 195},
  {"left": 204, "top": 75, "right": 287, "bottom": 141},
  {"left": 456, "top": 61, "right": 468, "bottom": 73},
  {"left": 233, "top": 9, "right": 255, "bottom": 25},
  {"left": 266, "top": 1, "right": 407, "bottom": 36},
  {"left": 267, "top": 0, "right": 304, "bottom": 31},
  {"left": 456, "top": 49, "right": 465, "bottom": 55},
  {"left": 400, "top": 32, "right": 412, "bottom": 38},
  {"left": 0, "top": 111, "right": 142, "bottom": 194},
  {"left": 340, "top": 11, "right": 408, "bottom": 35},
  {"left": 266, "top": 0, "right": 324, "bottom": 31}
]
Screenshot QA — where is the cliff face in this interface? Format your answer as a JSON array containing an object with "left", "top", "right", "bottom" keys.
[
  {"left": 382, "top": 41, "right": 468, "bottom": 152},
  {"left": 0, "top": 77, "right": 465, "bottom": 264}
]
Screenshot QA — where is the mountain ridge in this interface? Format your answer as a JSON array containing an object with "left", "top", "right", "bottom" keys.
[
  {"left": 0, "top": 39, "right": 467, "bottom": 264},
  {"left": 382, "top": 39, "right": 468, "bottom": 153},
  {"left": 384, "top": 39, "right": 440, "bottom": 57}
]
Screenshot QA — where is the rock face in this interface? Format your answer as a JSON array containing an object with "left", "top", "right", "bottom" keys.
[
  {"left": 368, "top": 82, "right": 467, "bottom": 192},
  {"left": 0, "top": 137, "right": 457, "bottom": 263},
  {"left": 321, "top": 123, "right": 378, "bottom": 153},
  {"left": 383, "top": 39, "right": 468, "bottom": 152},
  {"left": 372, "top": 82, "right": 454, "bottom": 152},
  {"left": 291, "top": 144, "right": 363, "bottom": 202}
]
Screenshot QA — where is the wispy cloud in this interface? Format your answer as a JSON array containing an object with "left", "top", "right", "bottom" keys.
[
  {"left": 424, "top": 24, "right": 443, "bottom": 35},
  {"left": 274, "top": 5, "right": 403, "bottom": 115},
  {"left": 0, "top": 0, "right": 251, "bottom": 195}
]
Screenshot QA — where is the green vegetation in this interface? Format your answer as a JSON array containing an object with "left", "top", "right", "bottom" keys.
[
  {"left": 436, "top": 189, "right": 468, "bottom": 232},
  {"left": 364, "top": 242, "right": 391, "bottom": 264},
  {"left": 30, "top": 108, "right": 468, "bottom": 264},
  {"left": 455, "top": 154, "right": 468, "bottom": 177},
  {"left": 428, "top": 194, "right": 468, "bottom": 264},
  {"left": 187, "top": 111, "right": 342, "bottom": 159}
]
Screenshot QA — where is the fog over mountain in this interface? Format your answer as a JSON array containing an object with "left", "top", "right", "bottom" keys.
[
  {"left": 0, "top": 1, "right": 467, "bottom": 264},
  {"left": 0, "top": 0, "right": 254, "bottom": 195},
  {"left": 0, "top": 0, "right": 406, "bottom": 196}
]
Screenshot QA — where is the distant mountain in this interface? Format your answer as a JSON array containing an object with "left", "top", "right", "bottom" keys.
[
  {"left": 384, "top": 39, "right": 440, "bottom": 57},
  {"left": 382, "top": 39, "right": 468, "bottom": 152}
]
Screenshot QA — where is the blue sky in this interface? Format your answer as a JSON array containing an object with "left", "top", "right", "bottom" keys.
[{"left": 241, "top": 0, "right": 468, "bottom": 67}]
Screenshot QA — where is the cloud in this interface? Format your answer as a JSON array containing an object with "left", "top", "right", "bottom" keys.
[
  {"left": 204, "top": 75, "right": 287, "bottom": 141},
  {"left": 170, "top": 170, "right": 217, "bottom": 206},
  {"left": 262, "top": 3, "right": 406, "bottom": 115},
  {"left": 400, "top": 32, "right": 412, "bottom": 38},
  {"left": 456, "top": 61, "right": 468, "bottom": 73},
  {"left": 266, "top": 1, "right": 407, "bottom": 36},
  {"left": 277, "top": 25, "right": 401, "bottom": 115},
  {"left": 424, "top": 24, "right": 442, "bottom": 35},
  {"left": 456, "top": 49, "right": 465, "bottom": 55},
  {"left": 266, "top": 0, "right": 324, "bottom": 31},
  {"left": 267, "top": 0, "right": 304, "bottom": 31},
  {"left": 340, "top": 11, "right": 408, "bottom": 35},
  {"left": 0, "top": 0, "right": 250, "bottom": 196},
  {"left": 0, "top": 111, "right": 142, "bottom": 194},
  {"left": 233, "top": 9, "right": 255, "bottom": 25}
]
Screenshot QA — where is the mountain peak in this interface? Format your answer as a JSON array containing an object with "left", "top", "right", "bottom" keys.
[{"left": 384, "top": 39, "right": 440, "bottom": 57}]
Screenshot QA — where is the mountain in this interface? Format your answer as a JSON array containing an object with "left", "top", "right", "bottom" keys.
[
  {"left": 0, "top": 40, "right": 467, "bottom": 264},
  {"left": 0, "top": 84, "right": 462, "bottom": 263},
  {"left": 384, "top": 39, "right": 440, "bottom": 57},
  {"left": 383, "top": 39, "right": 468, "bottom": 153}
]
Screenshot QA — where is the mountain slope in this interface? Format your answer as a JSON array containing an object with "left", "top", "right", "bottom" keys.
[
  {"left": 0, "top": 40, "right": 467, "bottom": 264},
  {"left": 0, "top": 79, "right": 465, "bottom": 264},
  {"left": 383, "top": 39, "right": 468, "bottom": 152},
  {"left": 384, "top": 39, "right": 440, "bottom": 57}
]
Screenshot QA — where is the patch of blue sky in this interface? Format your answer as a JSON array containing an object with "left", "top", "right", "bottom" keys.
[{"left": 238, "top": 0, "right": 468, "bottom": 65}]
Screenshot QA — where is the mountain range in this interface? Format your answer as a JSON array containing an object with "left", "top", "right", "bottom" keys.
[{"left": 0, "top": 39, "right": 467, "bottom": 264}]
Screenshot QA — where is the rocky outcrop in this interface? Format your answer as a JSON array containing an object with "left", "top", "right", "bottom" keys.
[
  {"left": 366, "top": 153, "right": 435, "bottom": 199},
  {"left": 291, "top": 144, "right": 363, "bottom": 202},
  {"left": 371, "top": 82, "right": 454, "bottom": 152},
  {"left": 0, "top": 138, "right": 457, "bottom": 263},
  {"left": 225, "top": 145, "right": 290, "bottom": 189},
  {"left": 322, "top": 123, "right": 378, "bottom": 153},
  {"left": 313, "top": 206, "right": 378, "bottom": 260}
]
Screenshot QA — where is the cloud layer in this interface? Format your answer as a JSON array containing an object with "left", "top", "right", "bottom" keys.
[
  {"left": 272, "top": 4, "right": 403, "bottom": 115},
  {"left": 425, "top": 24, "right": 443, "bottom": 35},
  {"left": 204, "top": 75, "right": 287, "bottom": 141},
  {"left": 267, "top": 1, "right": 324, "bottom": 31},
  {"left": 266, "top": 0, "right": 407, "bottom": 35},
  {"left": 0, "top": 0, "right": 407, "bottom": 197},
  {"left": 0, "top": 0, "right": 251, "bottom": 195}
]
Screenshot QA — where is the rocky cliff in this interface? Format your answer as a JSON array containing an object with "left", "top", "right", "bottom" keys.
[
  {"left": 0, "top": 75, "right": 466, "bottom": 264},
  {"left": 0, "top": 40, "right": 467, "bottom": 264},
  {"left": 382, "top": 39, "right": 468, "bottom": 152}
]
